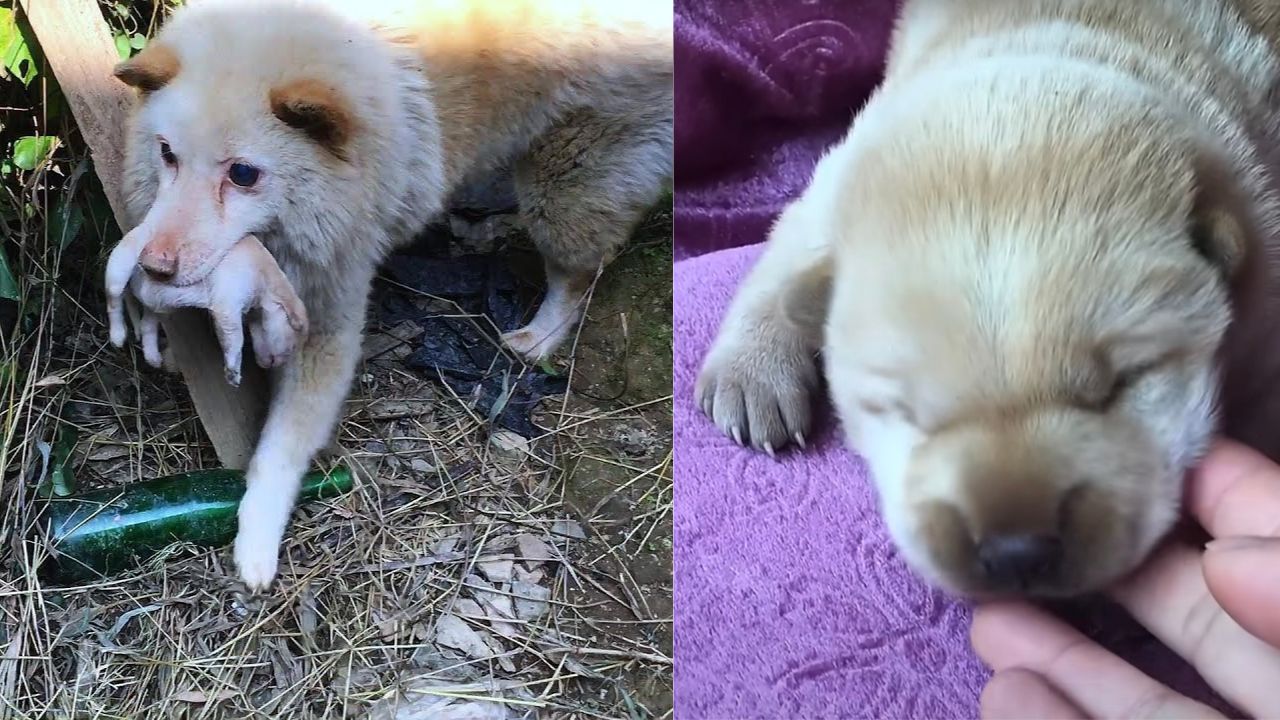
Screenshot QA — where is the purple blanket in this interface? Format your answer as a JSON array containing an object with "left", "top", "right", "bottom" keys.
[
  {"left": 674, "top": 0, "right": 899, "bottom": 260},
  {"left": 673, "top": 2, "right": 1230, "bottom": 717}
]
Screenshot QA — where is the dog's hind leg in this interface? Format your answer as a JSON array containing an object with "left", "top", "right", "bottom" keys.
[
  {"left": 232, "top": 271, "right": 368, "bottom": 592},
  {"left": 503, "top": 108, "right": 672, "bottom": 362}
]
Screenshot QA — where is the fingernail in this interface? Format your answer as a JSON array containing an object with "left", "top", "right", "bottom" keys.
[{"left": 1205, "top": 536, "right": 1275, "bottom": 553}]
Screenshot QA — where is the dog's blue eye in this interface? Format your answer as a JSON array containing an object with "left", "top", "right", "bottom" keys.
[{"left": 228, "top": 163, "right": 260, "bottom": 188}]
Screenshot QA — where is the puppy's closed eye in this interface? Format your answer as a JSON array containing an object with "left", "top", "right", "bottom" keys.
[{"left": 1073, "top": 359, "right": 1160, "bottom": 412}]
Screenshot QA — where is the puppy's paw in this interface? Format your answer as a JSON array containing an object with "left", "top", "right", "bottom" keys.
[
  {"left": 696, "top": 338, "right": 817, "bottom": 454},
  {"left": 250, "top": 306, "right": 300, "bottom": 369},
  {"left": 224, "top": 364, "right": 242, "bottom": 387}
]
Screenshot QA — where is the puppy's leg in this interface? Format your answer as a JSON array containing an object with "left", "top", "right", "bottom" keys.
[
  {"left": 695, "top": 172, "right": 837, "bottom": 453},
  {"left": 208, "top": 306, "right": 246, "bottom": 387},
  {"left": 104, "top": 228, "right": 149, "bottom": 347},
  {"left": 140, "top": 310, "right": 164, "bottom": 368},
  {"left": 232, "top": 280, "right": 365, "bottom": 592},
  {"left": 252, "top": 261, "right": 310, "bottom": 369},
  {"left": 504, "top": 110, "right": 672, "bottom": 361}
]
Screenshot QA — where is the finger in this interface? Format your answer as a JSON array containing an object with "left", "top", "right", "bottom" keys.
[
  {"left": 1187, "top": 438, "right": 1280, "bottom": 538},
  {"left": 980, "top": 668, "right": 1086, "bottom": 720},
  {"left": 1112, "top": 542, "right": 1280, "bottom": 717},
  {"left": 1204, "top": 536, "right": 1280, "bottom": 648},
  {"left": 971, "top": 602, "right": 1223, "bottom": 719}
]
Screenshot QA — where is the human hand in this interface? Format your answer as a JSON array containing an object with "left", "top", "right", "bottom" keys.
[{"left": 969, "top": 438, "right": 1280, "bottom": 719}]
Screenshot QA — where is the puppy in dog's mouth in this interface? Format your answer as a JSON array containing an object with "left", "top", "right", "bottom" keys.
[{"left": 698, "top": 0, "right": 1280, "bottom": 598}]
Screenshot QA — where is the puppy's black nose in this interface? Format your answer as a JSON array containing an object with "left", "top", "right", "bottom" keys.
[{"left": 976, "top": 533, "right": 1062, "bottom": 588}]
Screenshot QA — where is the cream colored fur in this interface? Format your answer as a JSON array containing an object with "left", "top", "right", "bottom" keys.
[
  {"left": 699, "top": 0, "right": 1280, "bottom": 597},
  {"left": 111, "top": 0, "right": 672, "bottom": 591}
]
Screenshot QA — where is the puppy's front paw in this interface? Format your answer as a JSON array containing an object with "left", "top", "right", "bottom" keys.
[{"left": 696, "top": 339, "right": 817, "bottom": 454}]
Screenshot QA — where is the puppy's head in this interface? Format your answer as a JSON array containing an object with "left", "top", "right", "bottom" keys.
[
  {"left": 821, "top": 69, "right": 1252, "bottom": 597},
  {"left": 112, "top": 0, "right": 395, "bottom": 285}
]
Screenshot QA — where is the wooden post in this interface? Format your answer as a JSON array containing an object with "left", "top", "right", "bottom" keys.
[{"left": 20, "top": 0, "right": 268, "bottom": 469}]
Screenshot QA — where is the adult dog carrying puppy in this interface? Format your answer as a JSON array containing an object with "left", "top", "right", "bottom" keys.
[
  {"left": 699, "top": 0, "right": 1280, "bottom": 597},
  {"left": 108, "top": 0, "right": 672, "bottom": 591}
]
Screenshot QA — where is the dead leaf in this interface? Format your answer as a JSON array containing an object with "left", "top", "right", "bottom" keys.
[
  {"left": 551, "top": 519, "right": 586, "bottom": 540},
  {"left": 172, "top": 689, "right": 237, "bottom": 703},
  {"left": 489, "top": 431, "right": 528, "bottom": 455},
  {"left": 433, "top": 614, "right": 491, "bottom": 659},
  {"left": 477, "top": 557, "right": 514, "bottom": 584},
  {"left": 33, "top": 375, "right": 66, "bottom": 389},
  {"left": 512, "top": 580, "right": 551, "bottom": 621},
  {"left": 87, "top": 444, "right": 130, "bottom": 462},
  {"left": 515, "top": 534, "right": 553, "bottom": 566}
]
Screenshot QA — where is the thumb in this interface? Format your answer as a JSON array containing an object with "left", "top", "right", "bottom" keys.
[{"left": 1204, "top": 536, "right": 1280, "bottom": 648}]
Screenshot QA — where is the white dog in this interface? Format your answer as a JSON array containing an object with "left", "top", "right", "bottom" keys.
[
  {"left": 109, "top": 0, "right": 672, "bottom": 591},
  {"left": 700, "top": 0, "right": 1280, "bottom": 597}
]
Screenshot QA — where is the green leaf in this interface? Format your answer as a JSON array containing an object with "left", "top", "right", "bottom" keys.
[
  {"left": 0, "top": 246, "right": 18, "bottom": 302},
  {"left": 12, "top": 135, "right": 57, "bottom": 171},
  {"left": 114, "top": 33, "right": 132, "bottom": 60},
  {"left": 0, "top": 8, "right": 38, "bottom": 86},
  {"left": 130, "top": 34, "right": 147, "bottom": 50},
  {"left": 48, "top": 196, "right": 84, "bottom": 251}
]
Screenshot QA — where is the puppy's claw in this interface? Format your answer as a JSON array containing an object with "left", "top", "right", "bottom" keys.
[
  {"left": 731, "top": 426, "right": 744, "bottom": 446},
  {"left": 794, "top": 432, "right": 807, "bottom": 449},
  {"left": 763, "top": 442, "right": 776, "bottom": 458}
]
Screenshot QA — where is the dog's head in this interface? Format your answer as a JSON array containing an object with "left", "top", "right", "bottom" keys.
[
  {"left": 112, "top": 0, "right": 398, "bottom": 285},
  {"left": 819, "top": 67, "right": 1254, "bottom": 597}
]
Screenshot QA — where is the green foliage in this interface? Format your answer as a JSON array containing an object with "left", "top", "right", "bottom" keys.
[
  {"left": 0, "top": 246, "right": 17, "bottom": 302},
  {"left": 0, "top": 7, "right": 38, "bottom": 87},
  {"left": 11, "top": 135, "right": 57, "bottom": 171}
]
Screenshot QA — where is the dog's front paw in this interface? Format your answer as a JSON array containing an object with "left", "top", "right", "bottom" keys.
[
  {"left": 696, "top": 337, "right": 817, "bottom": 454},
  {"left": 233, "top": 501, "right": 284, "bottom": 592}
]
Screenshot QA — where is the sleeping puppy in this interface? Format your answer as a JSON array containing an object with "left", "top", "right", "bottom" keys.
[{"left": 698, "top": 0, "right": 1280, "bottom": 597}]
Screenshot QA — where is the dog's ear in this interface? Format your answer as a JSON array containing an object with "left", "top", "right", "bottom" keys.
[
  {"left": 113, "top": 44, "right": 180, "bottom": 92},
  {"left": 269, "top": 79, "right": 357, "bottom": 159},
  {"left": 1189, "top": 142, "right": 1255, "bottom": 285}
]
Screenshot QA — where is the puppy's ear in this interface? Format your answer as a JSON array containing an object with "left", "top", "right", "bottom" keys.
[
  {"left": 269, "top": 79, "right": 357, "bottom": 159},
  {"left": 779, "top": 261, "right": 833, "bottom": 347},
  {"left": 113, "top": 44, "right": 180, "bottom": 92},
  {"left": 1189, "top": 143, "right": 1255, "bottom": 285}
]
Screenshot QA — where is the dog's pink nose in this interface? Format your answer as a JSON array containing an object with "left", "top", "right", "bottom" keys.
[{"left": 139, "top": 245, "right": 178, "bottom": 281}]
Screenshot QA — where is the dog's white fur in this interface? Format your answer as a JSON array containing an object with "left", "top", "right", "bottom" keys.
[
  {"left": 699, "top": 0, "right": 1280, "bottom": 596},
  {"left": 111, "top": 0, "right": 672, "bottom": 590},
  {"left": 106, "top": 233, "right": 307, "bottom": 386}
]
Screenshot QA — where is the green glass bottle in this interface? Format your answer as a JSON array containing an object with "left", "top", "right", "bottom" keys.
[{"left": 39, "top": 465, "right": 353, "bottom": 584}]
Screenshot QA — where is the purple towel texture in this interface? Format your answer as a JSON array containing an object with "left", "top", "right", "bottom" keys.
[
  {"left": 674, "top": 2, "right": 1237, "bottom": 717},
  {"left": 674, "top": 0, "right": 899, "bottom": 260}
]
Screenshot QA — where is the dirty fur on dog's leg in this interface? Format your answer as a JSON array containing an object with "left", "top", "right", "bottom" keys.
[
  {"left": 507, "top": 110, "right": 671, "bottom": 361},
  {"left": 696, "top": 162, "right": 840, "bottom": 452},
  {"left": 233, "top": 319, "right": 362, "bottom": 591},
  {"left": 502, "top": 260, "right": 594, "bottom": 361}
]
